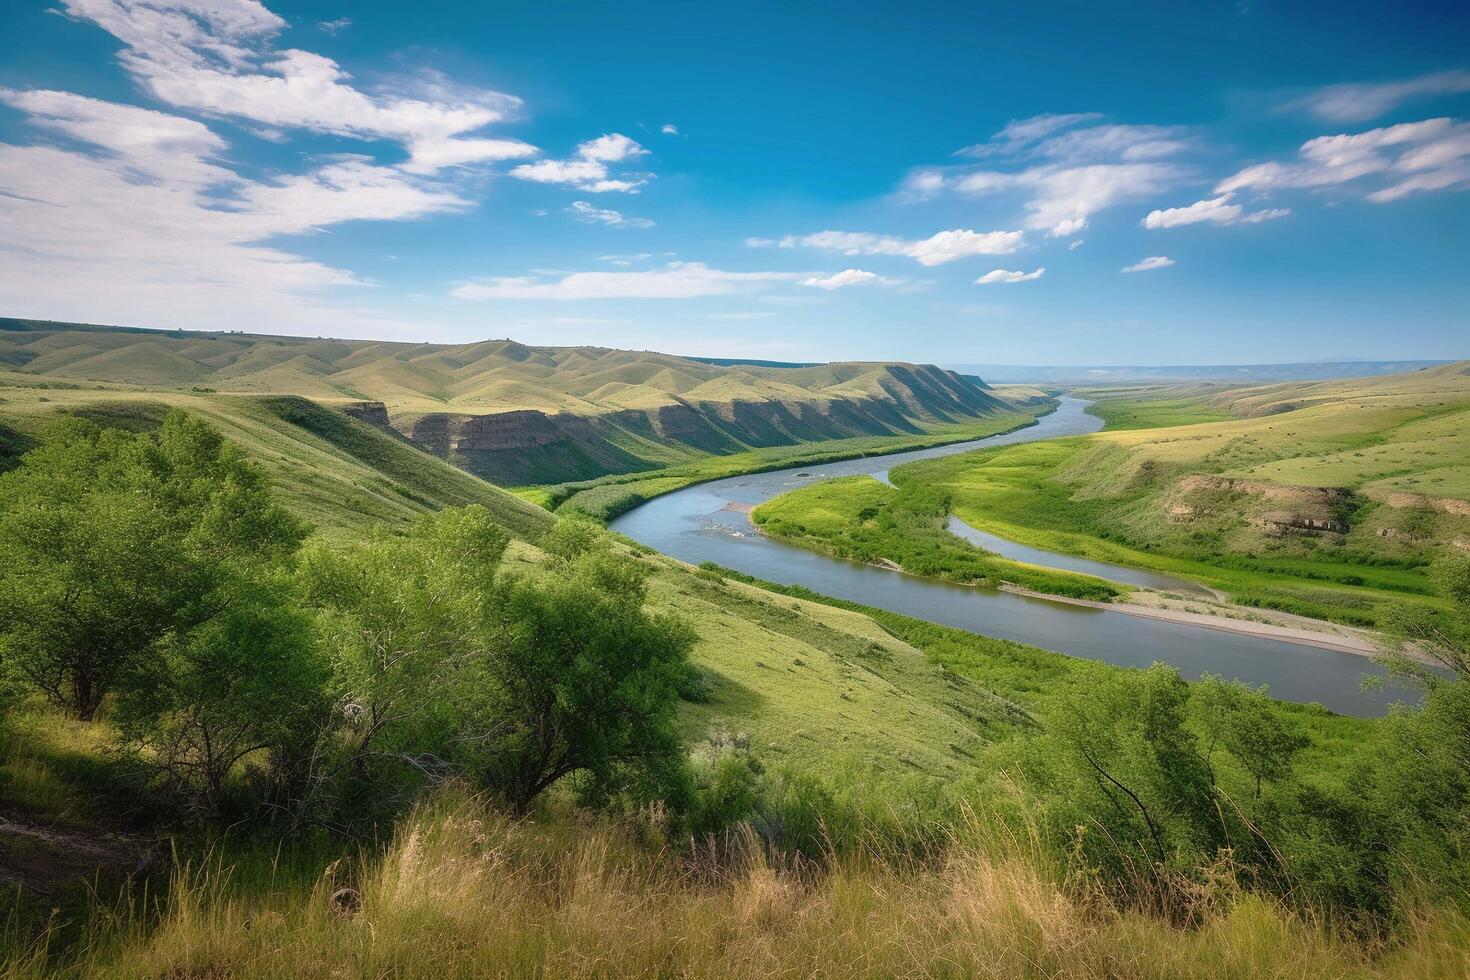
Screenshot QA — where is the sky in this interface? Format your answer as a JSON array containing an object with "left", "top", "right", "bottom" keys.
[{"left": 1, "top": 1, "right": 1467, "bottom": 365}]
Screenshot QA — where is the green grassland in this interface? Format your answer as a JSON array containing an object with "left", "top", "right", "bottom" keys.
[
  {"left": 548, "top": 407, "right": 1046, "bottom": 520},
  {"left": 2, "top": 318, "right": 1036, "bottom": 487},
  {"left": 8, "top": 361, "right": 1470, "bottom": 976},
  {"left": 884, "top": 363, "right": 1470, "bottom": 627},
  {"left": 1077, "top": 384, "right": 1235, "bottom": 430},
  {"left": 750, "top": 474, "right": 1123, "bottom": 600}
]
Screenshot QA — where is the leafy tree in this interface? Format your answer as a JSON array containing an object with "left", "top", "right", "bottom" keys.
[
  {"left": 0, "top": 411, "right": 306, "bottom": 719},
  {"left": 1196, "top": 676, "right": 1308, "bottom": 799},
  {"left": 472, "top": 550, "right": 694, "bottom": 813},
  {"left": 300, "top": 506, "right": 508, "bottom": 781},
  {"left": 116, "top": 577, "right": 326, "bottom": 814},
  {"left": 1043, "top": 664, "right": 1226, "bottom": 875},
  {"left": 1380, "top": 554, "right": 1470, "bottom": 685}
]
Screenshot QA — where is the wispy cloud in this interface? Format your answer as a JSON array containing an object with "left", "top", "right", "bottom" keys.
[
  {"left": 758, "top": 228, "right": 1024, "bottom": 265},
  {"left": 452, "top": 262, "right": 799, "bottom": 300},
  {"left": 1121, "top": 256, "right": 1175, "bottom": 273},
  {"left": 1216, "top": 118, "right": 1470, "bottom": 203},
  {"left": 1286, "top": 70, "right": 1470, "bottom": 123},
  {"left": 57, "top": 0, "right": 537, "bottom": 174},
  {"left": 801, "top": 269, "right": 900, "bottom": 290},
  {"left": 317, "top": 17, "right": 351, "bottom": 34},
  {"left": 510, "top": 133, "right": 652, "bottom": 192},
  {"left": 1142, "top": 192, "right": 1290, "bottom": 228},
  {"left": 567, "top": 201, "right": 654, "bottom": 228},
  {"left": 0, "top": 87, "right": 463, "bottom": 332},
  {"left": 906, "top": 116, "right": 1191, "bottom": 237},
  {"left": 976, "top": 268, "right": 1044, "bottom": 284}
]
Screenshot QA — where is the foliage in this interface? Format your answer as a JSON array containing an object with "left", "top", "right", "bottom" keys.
[
  {"left": 751, "top": 474, "right": 1122, "bottom": 600},
  {"left": 0, "top": 410, "right": 307, "bottom": 720},
  {"left": 477, "top": 550, "right": 695, "bottom": 812}
]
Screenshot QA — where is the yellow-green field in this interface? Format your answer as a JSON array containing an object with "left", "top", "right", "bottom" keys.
[{"left": 888, "top": 363, "right": 1470, "bottom": 626}]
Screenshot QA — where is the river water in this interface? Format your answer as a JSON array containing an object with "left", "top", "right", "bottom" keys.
[{"left": 611, "top": 398, "right": 1410, "bottom": 717}]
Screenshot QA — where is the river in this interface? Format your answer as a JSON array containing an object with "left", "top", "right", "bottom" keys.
[{"left": 610, "top": 397, "right": 1411, "bottom": 717}]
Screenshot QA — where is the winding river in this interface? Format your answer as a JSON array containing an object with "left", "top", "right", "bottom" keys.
[{"left": 611, "top": 397, "right": 1409, "bottom": 717}]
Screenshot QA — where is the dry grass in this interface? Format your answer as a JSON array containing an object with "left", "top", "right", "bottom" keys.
[{"left": 11, "top": 793, "right": 1467, "bottom": 979}]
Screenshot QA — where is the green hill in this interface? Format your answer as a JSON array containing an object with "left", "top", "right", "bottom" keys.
[
  {"left": 893, "top": 362, "right": 1470, "bottom": 626},
  {"left": 1, "top": 318, "right": 1023, "bottom": 486}
]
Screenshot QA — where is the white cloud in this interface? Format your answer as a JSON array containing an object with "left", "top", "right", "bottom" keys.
[
  {"left": 567, "top": 201, "right": 654, "bottom": 228},
  {"left": 317, "top": 17, "right": 350, "bottom": 34},
  {"left": 1143, "top": 194, "right": 1242, "bottom": 228},
  {"left": 451, "top": 262, "right": 800, "bottom": 300},
  {"left": 1068, "top": 239, "right": 1084, "bottom": 250},
  {"left": 660, "top": 123, "right": 678, "bottom": 135},
  {"left": 1239, "top": 207, "right": 1291, "bottom": 223},
  {"left": 801, "top": 269, "right": 899, "bottom": 290},
  {"left": 0, "top": 88, "right": 464, "bottom": 332},
  {"left": 58, "top": 0, "right": 538, "bottom": 174},
  {"left": 1217, "top": 118, "right": 1470, "bottom": 204},
  {"left": 1121, "top": 256, "right": 1175, "bottom": 273},
  {"left": 510, "top": 132, "right": 651, "bottom": 192},
  {"left": 957, "top": 113, "right": 1103, "bottom": 157},
  {"left": 597, "top": 252, "right": 654, "bottom": 266},
  {"left": 976, "top": 268, "right": 1044, "bottom": 284},
  {"left": 1288, "top": 70, "right": 1470, "bottom": 123},
  {"left": 908, "top": 117, "right": 1193, "bottom": 236},
  {"left": 775, "top": 228, "right": 1024, "bottom": 265},
  {"left": 709, "top": 311, "right": 777, "bottom": 320}
]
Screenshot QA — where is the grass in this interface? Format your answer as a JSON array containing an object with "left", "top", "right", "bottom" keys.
[
  {"left": 877, "top": 365, "right": 1470, "bottom": 628},
  {"left": 549, "top": 409, "right": 1045, "bottom": 520},
  {"left": 9, "top": 791, "right": 1467, "bottom": 979},
  {"left": 749, "top": 474, "right": 1124, "bottom": 601},
  {"left": 1081, "top": 389, "right": 1234, "bottom": 430},
  {"left": 0, "top": 380, "right": 551, "bottom": 542},
  {"left": 2, "top": 318, "right": 1031, "bottom": 488}
]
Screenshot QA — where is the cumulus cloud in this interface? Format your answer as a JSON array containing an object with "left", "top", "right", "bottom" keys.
[
  {"left": 451, "top": 262, "right": 800, "bottom": 300},
  {"left": 510, "top": 132, "right": 652, "bottom": 192},
  {"left": 1287, "top": 70, "right": 1470, "bottom": 123},
  {"left": 660, "top": 123, "right": 678, "bottom": 135},
  {"left": 801, "top": 269, "right": 899, "bottom": 290},
  {"left": 567, "top": 201, "right": 654, "bottom": 228},
  {"left": 1216, "top": 118, "right": 1470, "bottom": 204},
  {"left": 976, "top": 268, "right": 1044, "bottom": 284},
  {"left": 1121, "top": 256, "right": 1175, "bottom": 273},
  {"left": 57, "top": 0, "right": 538, "bottom": 174},
  {"left": 768, "top": 228, "right": 1024, "bottom": 265}
]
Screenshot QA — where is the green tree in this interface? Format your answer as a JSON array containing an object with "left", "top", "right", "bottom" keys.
[
  {"left": 473, "top": 550, "right": 694, "bottom": 813},
  {"left": 1196, "top": 676, "right": 1309, "bottom": 800},
  {"left": 300, "top": 506, "right": 509, "bottom": 779},
  {"left": 0, "top": 411, "right": 306, "bottom": 719},
  {"left": 116, "top": 577, "right": 326, "bottom": 815}
]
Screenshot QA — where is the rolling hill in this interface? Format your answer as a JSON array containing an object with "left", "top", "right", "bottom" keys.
[{"left": 1, "top": 318, "right": 1026, "bottom": 485}]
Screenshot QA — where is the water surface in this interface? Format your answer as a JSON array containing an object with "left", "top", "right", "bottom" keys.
[{"left": 611, "top": 398, "right": 1407, "bottom": 716}]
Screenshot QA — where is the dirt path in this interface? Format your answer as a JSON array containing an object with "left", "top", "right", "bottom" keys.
[{"left": 0, "top": 813, "right": 155, "bottom": 895}]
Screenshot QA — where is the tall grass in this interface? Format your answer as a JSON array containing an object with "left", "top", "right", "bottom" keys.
[{"left": 10, "top": 791, "right": 1467, "bottom": 978}]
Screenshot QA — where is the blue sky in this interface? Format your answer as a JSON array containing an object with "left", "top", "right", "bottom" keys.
[{"left": 1, "top": 1, "right": 1466, "bottom": 364}]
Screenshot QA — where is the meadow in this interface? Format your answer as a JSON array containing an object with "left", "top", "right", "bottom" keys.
[
  {"left": 1, "top": 362, "right": 1468, "bottom": 976},
  {"left": 880, "top": 364, "right": 1470, "bottom": 627}
]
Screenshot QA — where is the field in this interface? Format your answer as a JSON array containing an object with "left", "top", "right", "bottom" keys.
[
  {"left": 2, "top": 362, "right": 1467, "bottom": 976},
  {"left": 1, "top": 319, "right": 1035, "bottom": 487},
  {"left": 750, "top": 475, "right": 1123, "bottom": 600},
  {"left": 876, "top": 364, "right": 1470, "bottom": 627}
]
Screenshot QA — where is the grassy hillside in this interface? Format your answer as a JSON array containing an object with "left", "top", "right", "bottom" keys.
[
  {"left": 889, "top": 363, "right": 1470, "bottom": 626},
  {"left": 0, "top": 376, "right": 551, "bottom": 542},
  {"left": 2, "top": 318, "right": 1025, "bottom": 486}
]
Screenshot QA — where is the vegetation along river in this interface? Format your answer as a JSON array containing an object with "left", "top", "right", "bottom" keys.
[{"left": 612, "top": 397, "right": 1411, "bottom": 717}]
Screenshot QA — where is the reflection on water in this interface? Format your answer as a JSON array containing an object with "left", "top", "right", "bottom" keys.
[{"left": 611, "top": 398, "right": 1410, "bottom": 717}]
